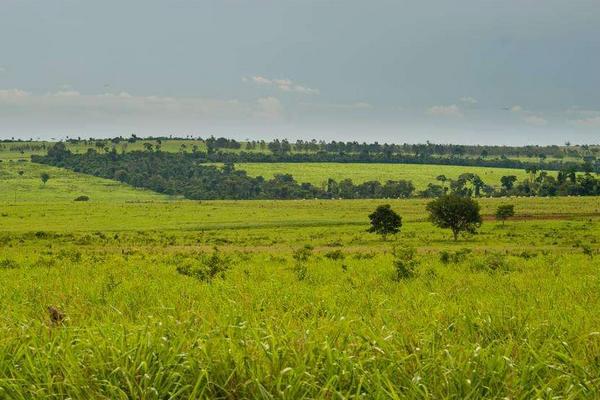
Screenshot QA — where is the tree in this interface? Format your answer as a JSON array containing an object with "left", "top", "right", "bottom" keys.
[
  {"left": 367, "top": 204, "right": 402, "bottom": 240},
  {"left": 495, "top": 204, "right": 515, "bottom": 225},
  {"left": 40, "top": 172, "right": 50, "bottom": 185},
  {"left": 426, "top": 194, "right": 482, "bottom": 240},
  {"left": 500, "top": 175, "right": 517, "bottom": 191}
]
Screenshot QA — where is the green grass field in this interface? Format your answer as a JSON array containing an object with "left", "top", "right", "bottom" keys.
[
  {"left": 235, "top": 162, "right": 531, "bottom": 189},
  {"left": 0, "top": 155, "right": 599, "bottom": 398}
]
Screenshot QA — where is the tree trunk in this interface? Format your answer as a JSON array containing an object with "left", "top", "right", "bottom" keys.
[{"left": 452, "top": 230, "right": 458, "bottom": 241}]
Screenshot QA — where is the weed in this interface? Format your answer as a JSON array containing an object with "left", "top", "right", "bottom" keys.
[
  {"left": 392, "top": 246, "right": 419, "bottom": 280},
  {"left": 324, "top": 249, "right": 345, "bottom": 260}
]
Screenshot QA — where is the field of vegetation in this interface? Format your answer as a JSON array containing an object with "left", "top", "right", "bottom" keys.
[
  {"left": 235, "top": 162, "right": 530, "bottom": 190},
  {"left": 1, "top": 149, "right": 599, "bottom": 398}
]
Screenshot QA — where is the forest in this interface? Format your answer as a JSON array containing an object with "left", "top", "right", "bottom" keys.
[{"left": 32, "top": 142, "right": 600, "bottom": 200}]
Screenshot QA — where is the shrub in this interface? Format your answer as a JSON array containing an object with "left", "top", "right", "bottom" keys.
[
  {"left": 470, "top": 253, "right": 512, "bottom": 273},
  {"left": 352, "top": 252, "right": 375, "bottom": 260},
  {"left": 176, "top": 248, "right": 231, "bottom": 282},
  {"left": 495, "top": 204, "right": 515, "bottom": 225},
  {"left": 324, "top": 249, "right": 345, "bottom": 260},
  {"left": 439, "top": 248, "right": 472, "bottom": 264},
  {"left": 0, "top": 258, "right": 19, "bottom": 269},
  {"left": 293, "top": 245, "right": 313, "bottom": 263},
  {"left": 392, "top": 247, "right": 418, "bottom": 280},
  {"left": 74, "top": 195, "right": 90, "bottom": 201}
]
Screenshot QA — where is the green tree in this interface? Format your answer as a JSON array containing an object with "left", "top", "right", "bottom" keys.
[
  {"left": 40, "top": 172, "right": 50, "bottom": 185},
  {"left": 367, "top": 204, "right": 402, "bottom": 240},
  {"left": 426, "top": 194, "right": 482, "bottom": 241},
  {"left": 500, "top": 175, "right": 517, "bottom": 191},
  {"left": 495, "top": 204, "right": 515, "bottom": 225}
]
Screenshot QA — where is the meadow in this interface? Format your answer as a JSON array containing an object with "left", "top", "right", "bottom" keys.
[
  {"left": 235, "top": 162, "right": 531, "bottom": 189},
  {"left": 0, "top": 150, "right": 599, "bottom": 398}
]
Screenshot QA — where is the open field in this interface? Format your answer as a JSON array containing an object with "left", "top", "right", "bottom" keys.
[
  {"left": 235, "top": 162, "right": 531, "bottom": 189},
  {"left": 1, "top": 159, "right": 600, "bottom": 398},
  {"left": 0, "top": 159, "right": 168, "bottom": 203}
]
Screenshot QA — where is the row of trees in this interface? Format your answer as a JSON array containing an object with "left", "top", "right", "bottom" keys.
[
  {"left": 99, "top": 135, "right": 598, "bottom": 160},
  {"left": 34, "top": 144, "right": 600, "bottom": 200},
  {"left": 203, "top": 148, "right": 598, "bottom": 173},
  {"left": 369, "top": 198, "right": 515, "bottom": 242},
  {"left": 23, "top": 135, "right": 598, "bottom": 172}
]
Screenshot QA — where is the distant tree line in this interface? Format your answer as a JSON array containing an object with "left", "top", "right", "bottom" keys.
[
  {"left": 6, "top": 135, "right": 600, "bottom": 172},
  {"left": 33, "top": 143, "right": 600, "bottom": 200},
  {"left": 204, "top": 150, "right": 598, "bottom": 173}
]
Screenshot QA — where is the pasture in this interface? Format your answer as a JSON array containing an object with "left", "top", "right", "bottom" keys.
[
  {"left": 0, "top": 157, "right": 599, "bottom": 398},
  {"left": 235, "top": 162, "right": 531, "bottom": 189}
]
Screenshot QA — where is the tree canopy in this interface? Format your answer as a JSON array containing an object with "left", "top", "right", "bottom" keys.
[
  {"left": 367, "top": 204, "right": 402, "bottom": 239},
  {"left": 426, "top": 195, "right": 482, "bottom": 240}
]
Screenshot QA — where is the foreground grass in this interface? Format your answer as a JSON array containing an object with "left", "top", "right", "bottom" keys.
[
  {"left": 0, "top": 193, "right": 599, "bottom": 398},
  {"left": 0, "top": 239, "right": 599, "bottom": 398}
]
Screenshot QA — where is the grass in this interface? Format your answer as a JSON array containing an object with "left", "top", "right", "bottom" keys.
[
  {"left": 0, "top": 151, "right": 599, "bottom": 398},
  {"left": 234, "top": 162, "right": 532, "bottom": 189},
  {"left": 0, "top": 159, "right": 167, "bottom": 203}
]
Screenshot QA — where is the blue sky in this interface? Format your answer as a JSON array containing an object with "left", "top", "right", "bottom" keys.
[{"left": 1, "top": 0, "right": 599, "bottom": 144}]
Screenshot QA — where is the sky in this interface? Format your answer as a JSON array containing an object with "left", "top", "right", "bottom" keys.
[{"left": 1, "top": 0, "right": 599, "bottom": 145}]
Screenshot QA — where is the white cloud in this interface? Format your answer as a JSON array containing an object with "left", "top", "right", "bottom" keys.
[
  {"left": 0, "top": 89, "right": 30, "bottom": 101},
  {"left": 245, "top": 75, "right": 319, "bottom": 95},
  {"left": 460, "top": 96, "right": 478, "bottom": 104},
  {"left": 511, "top": 105, "right": 523, "bottom": 113},
  {"left": 427, "top": 104, "right": 463, "bottom": 117},
  {"left": 253, "top": 96, "right": 284, "bottom": 121},
  {"left": 0, "top": 88, "right": 287, "bottom": 133},
  {"left": 524, "top": 115, "right": 547, "bottom": 126},
  {"left": 300, "top": 101, "right": 373, "bottom": 111},
  {"left": 566, "top": 107, "right": 600, "bottom": 117},
  {"left": 571, "top": 116, "right": 600, "bottom": 127}
]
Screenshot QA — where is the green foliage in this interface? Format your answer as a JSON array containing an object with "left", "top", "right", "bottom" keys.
[
  {"left": 495, "top": 204, "right": 515, "bottom": 224},
  {"left": 292, "top": 245, "right": 313, "bottom": 263},
  {"left": 324, "top": 249, "right": 345, "bottom": 260},
  {"left": 427, "top": 194, "right": 483, "bottom": 240},
  {"left": 470, "top": 253, "right": 513, "bottom": 273},
  {"left": 0, "top": 168, "right": 598, "bottom": 398},
  {"left": 439, "top": 248, "right": 472, "bottom": 264},
  {"left": 74, "top": 195, "right": 90, "bottom": 201},
  {"left": 176, "top": 248, "right": 231, "bottom": 282},
  {"left": 367, "top": 204, "right": 402, "bottom": 239},
  {"left": 392, "top": 246, "right": 419, "bottom": 280},
  {"left": 40, "top": 172, "right": 50, "bottom": 185}
]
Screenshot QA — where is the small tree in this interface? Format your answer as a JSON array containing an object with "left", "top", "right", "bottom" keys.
[
  {"left": 426, "top": 194, "right": 482, "bottom": 241},
  {"left": 368, "top": 204, "right": 402, "bottom": 240},
  {"left": 495, "top": 204, "right": 515, "bottom": 225},
  {"left": 500, "top": 175, "right": 517, "bottom": 191},
  {"left": 40, "top": 172, "right": 50, "bottom": 185}
]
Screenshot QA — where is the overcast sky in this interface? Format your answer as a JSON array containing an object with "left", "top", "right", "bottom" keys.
[{"left": 1, "top": 0, "right": 599, "bottom": 144}]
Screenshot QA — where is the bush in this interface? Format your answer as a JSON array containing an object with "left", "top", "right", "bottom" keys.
[
  {"left": 74, "top": 195, "right": 90, "bottom": 202},
  {"left": 176, "top": 248, "right": 231, "bottom": 282},
  {"left": 392, "top": 247, "right": 418, "bottom": 280},
  {"left": 324, "top": 249, "right": 345, "bottom": 260},
  {"left": 292, "top": 245, "right": 313, "bottom": 263},
  {"left": 0, "top": 258, "right": 19, "bottom": 269},
  {"left": 439, "top": 248, "right": 472, "bottom": 264},
  {"left": 470, "top": 253, "right": 512, "bottom": 273}
]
